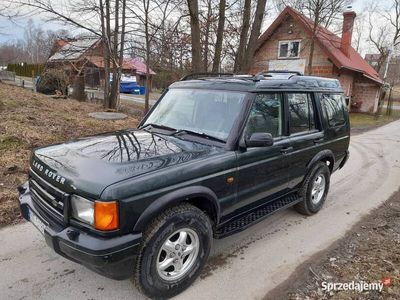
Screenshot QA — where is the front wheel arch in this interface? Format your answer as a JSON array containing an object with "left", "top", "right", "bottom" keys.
[{"left": 132, "top": 186, "right": 220, "bottom": 232}]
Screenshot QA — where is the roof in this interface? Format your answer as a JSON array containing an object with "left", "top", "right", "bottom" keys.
[
  {"left": 170, "top": 75, "right": 343, "bottom": 93},
  {"left": 48, "top": 38, "right": 156, "bottom": 75},
  {"left": 124, "top": 58, "right": 156, "bottom": 75},
  {"left": 256, "top": 6, "right": 383, "bottom": 85},
  {"left": 48, "top": 38, "right": 99, "bottom": 61},
  {"left": 87, "top": 56, "right": 135, "bottom": 70}
]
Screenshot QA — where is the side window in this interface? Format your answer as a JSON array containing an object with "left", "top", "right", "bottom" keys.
[
  {"left": 322, "top": 94, "right": 346, "bottom": 127},
  {"left": 288, "top": 93, "right": 315, "bottom": 134},
  {"left": 245, "top": 93, "right": 283, "bottom": 138}
]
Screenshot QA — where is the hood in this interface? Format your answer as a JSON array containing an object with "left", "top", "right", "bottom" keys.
[{"left": 30, "top": 129, "right": 222, "bottom": 198}]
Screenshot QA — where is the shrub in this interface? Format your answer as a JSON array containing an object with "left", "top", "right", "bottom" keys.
[{"left": 36, "top": 69, "right": 69, "bottom": 95}]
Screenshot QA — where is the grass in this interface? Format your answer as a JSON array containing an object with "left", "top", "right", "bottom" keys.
[
  {"left": 0, "top": 83, "right": 140, "bottom": 227},
  {"left": 350, "top": 109, "right": 400, "bottom": 133}
]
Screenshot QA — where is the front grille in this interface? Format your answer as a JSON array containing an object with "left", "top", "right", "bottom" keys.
[{"left": 29, "top": 169, "right": 70, "bottom": 225}]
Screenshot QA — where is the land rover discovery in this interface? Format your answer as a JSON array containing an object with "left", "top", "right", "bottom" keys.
[{"left": 19, "top": 72, "right": 350, "bottom": 298}]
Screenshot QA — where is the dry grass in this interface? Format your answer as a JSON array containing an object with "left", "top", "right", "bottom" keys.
[
  {"left": 0, "top": 83, "right": 139, "bottom": 227},
  {"left": 350, "top": 112, "right": 400, "bottom": 135}
]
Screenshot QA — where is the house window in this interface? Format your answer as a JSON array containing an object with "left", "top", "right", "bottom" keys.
[{"left": 278, "top": 40, "right": 301, "bottom": 58}]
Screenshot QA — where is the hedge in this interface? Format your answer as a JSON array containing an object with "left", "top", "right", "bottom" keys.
[{"left": 7, "top": 63, "right": 45, "bottom": 77}]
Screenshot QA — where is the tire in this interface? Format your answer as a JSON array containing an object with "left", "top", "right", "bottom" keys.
[
  {"left": 134, "top": 203, "right": 213, "bottom": 299},
  {"left": 295, "top": 161, "right": 330, "bottom": 216}
]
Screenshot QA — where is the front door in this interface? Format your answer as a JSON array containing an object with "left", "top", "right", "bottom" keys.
[{"left": 233, "top": 92, "right": 291, "bottom": 215}]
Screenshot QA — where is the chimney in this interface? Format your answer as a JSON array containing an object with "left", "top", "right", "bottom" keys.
[{"left": 340, "top": 7, "right": 356, "bottom": 57}]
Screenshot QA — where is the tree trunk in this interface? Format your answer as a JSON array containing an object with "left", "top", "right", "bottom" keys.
[
  {"left": 71, "top": 72, "right": 86, "bottom": 101},
  {"left": 242, "top": 0, "right": 267, "bottom": 72},
  {"left": 203, "top": 0, "right": 212, "bottom": 71},
  {"left": 212, "top": 0, "right": 226, "bottom": 73},
  {"left": 234, "top": 0, "right": 251, "bottom": 73},
  {"left": 187, "top": 0, "right": 203, "bottom": 72},
  {"left": 101, "top": 0, "right": 112, "bottom": 109},
  {"left": 108, "top": 0, "right": 121, "bottom": 110},
  {"left": 307, "top": 6, "right": 320, "bottom": 75},
  {"left": 144, "top": 0, "right": 151, "bottom": 114}
]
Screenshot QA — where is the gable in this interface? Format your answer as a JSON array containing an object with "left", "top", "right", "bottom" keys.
[{"left": 255, "top": 6, "right": 383, "bottom": 85}]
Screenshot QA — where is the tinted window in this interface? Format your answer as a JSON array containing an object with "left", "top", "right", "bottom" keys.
[
  {"left": 322, "top": 94, "right": 346, "bottom": 127},
  {"left": 245, "top": 93, "right": 283, "bottom": 138},
  {"left": 288, "top": 93, "right": 315, "bottom": 134}
]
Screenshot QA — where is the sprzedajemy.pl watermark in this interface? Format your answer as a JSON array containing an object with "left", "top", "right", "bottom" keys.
[{"left": 322, "top": 277, "right": 392, "bottom": 293}]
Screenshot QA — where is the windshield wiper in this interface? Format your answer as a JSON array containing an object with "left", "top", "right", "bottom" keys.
[
  {"left": 140, "top": 123, "right": 177, "bottom": 132},
  {"left": 173, "top": 129, "right": 225, "bottom": 143}
]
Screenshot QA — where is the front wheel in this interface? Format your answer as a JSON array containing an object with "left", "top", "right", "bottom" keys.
[
  {"left": 295, "top": 161, "right": 330, "bottom": 215},
  {"left": 134, "top": 204, "right": 212, "bottom": 299}
]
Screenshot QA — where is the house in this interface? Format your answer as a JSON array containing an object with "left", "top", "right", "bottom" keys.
[
  {"left": 250, "top": 6, "right": 383, "bottom": 113},
  {"left": 47, "top": 37, "right": 155, "bottom": 90},
  {"left": 365, "top": 53, "right": 400, "bottom": 85}
]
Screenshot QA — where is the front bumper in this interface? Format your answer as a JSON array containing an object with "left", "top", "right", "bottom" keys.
[{"left": 18, "top": 183, "right": 142, "bottom": 280}]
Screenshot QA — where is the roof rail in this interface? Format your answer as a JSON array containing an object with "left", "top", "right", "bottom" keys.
[
  {"left": 253, "top": 70, "right": 303, "bottom": 81},
  {"left": 264, "top": 70, "right": 303, "bottom": 75},
  {"left": 180, "top": 72, "right": 234, "bottom": 81}
]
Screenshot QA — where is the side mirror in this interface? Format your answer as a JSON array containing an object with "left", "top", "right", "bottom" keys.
[{"left": 245, "top": 132, "right": 274, "bottom": 148}]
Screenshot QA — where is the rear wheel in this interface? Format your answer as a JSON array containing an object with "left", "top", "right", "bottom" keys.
[
  {"left": 295, "top": 162, "right": 330, "bottom": 215},
  {"left": 134, "top": 204, "right": 212, "bottom": 299}
]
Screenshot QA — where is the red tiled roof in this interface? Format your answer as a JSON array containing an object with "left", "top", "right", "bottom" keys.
[
  {"left": 256, "top": 6, "right": 383, "bottom": 85},
  {"left": 124, "top": 58, "right": 156, "bottom": 75},
  {"left": 87, "top": 56, "right": 134, "bottom": 70},
  {"left": 87, "top": 56, "right": 156, "bottom": 75}
]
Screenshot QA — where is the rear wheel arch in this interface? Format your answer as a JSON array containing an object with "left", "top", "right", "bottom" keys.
[
  {"left": 132, "top": 186, "right": 220, "bottom": 232},
  {"left": 306, "top": 150, "right": 335, "bottom": 174}
]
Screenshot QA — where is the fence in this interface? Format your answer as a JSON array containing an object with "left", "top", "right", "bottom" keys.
[
  {"left": 0, "top": 70, "right": 16, "bottom": 81},
  {"left": 7, "top": 63, "right": 45, "bottom": 77}
]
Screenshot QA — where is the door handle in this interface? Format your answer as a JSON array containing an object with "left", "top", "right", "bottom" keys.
[
  {"left": 314, "top": 137, "right": 324, "bottom": 144},
  {"left": 280, "top": 146, "right": 293, "bottom": 154}
]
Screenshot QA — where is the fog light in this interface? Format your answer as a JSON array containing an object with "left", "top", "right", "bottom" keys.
[{"left": 95, "top": 201, "right": 119, "bottom": 231}]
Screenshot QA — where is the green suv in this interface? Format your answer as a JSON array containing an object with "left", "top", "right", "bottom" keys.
[{"left": 19, "top": 72, "right": 350, "bottom": 298}]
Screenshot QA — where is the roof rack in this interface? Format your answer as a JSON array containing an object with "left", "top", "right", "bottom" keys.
[
  {"left": 263, "top": 70, "right": 303, "bottom": 75},
  {"left": 180, "top": 72, "right": 234, "bottom": 81},
  {"left": 180, "top": 70, "right": 304, "bottom": 82}
]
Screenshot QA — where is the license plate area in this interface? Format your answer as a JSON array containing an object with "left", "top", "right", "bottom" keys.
[{"left": 28, "top": 208, "right": 48, "bottom": 235}]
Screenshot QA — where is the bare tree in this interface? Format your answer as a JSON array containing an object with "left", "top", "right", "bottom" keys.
[
  {"left": 187, "top": 0, "right": 203, "bottom": 72},
  {"left": 7, "top": 0, "right": 127, "bottom": 110},
  {"left": 368, "top": 0, "right": 400, "bottom": 75},
  {"left": 242, "top": 0, "right": 268, "bottom": 71},
  {"left": 234, "top": 0, "right": 251, "bottom": 73},
  {"left": 212, "top": 0, "right": 226, "bottom": 72}
]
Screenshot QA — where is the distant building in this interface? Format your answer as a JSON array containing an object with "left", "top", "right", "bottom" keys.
[
  {"left": 251, "top": 6, "right": 383, "bottom": 113},
  {"left": 365, "top": 53, "right": 400, "bottom": 85},
  {"left": 47, "top": 37, "right": 155, "bottom": 89}
]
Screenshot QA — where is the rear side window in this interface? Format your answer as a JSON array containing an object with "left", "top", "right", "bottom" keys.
[
  {"left": 322, "top": 94, "right": 346, "bottom": 127},
  {"left": 288, "top": 93, "right": 315, "bottom": 134}
]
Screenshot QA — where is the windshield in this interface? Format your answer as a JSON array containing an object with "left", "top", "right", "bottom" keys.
[{"left": 143, "top": 89, "right": 246, "bottom": 141}]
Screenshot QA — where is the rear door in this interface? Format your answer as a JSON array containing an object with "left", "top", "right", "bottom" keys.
[
  {"left": 285, "top": 92, "right": 324, "bottom": 189},
  {"left": 319, "top": 93, "right": 350, "bottom": 167}
]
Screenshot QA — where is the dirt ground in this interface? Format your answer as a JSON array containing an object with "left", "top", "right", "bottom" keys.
[
  {"left": 0, "top": 83, "right": 139, "bottom": 227},
  {"left": 265, "top": 188, "right": 400, "bottom": 300}
]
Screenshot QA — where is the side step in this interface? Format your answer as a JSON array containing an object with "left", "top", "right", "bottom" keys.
[{"left": 215, "top": 194, "right": 302, "bottom": 238}]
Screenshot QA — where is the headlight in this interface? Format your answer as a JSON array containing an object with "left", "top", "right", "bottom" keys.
[
  {"left": 71, "top": 195, "right": 118, "bottom": 231},
  {"left": 71, "top": 195, "right": 94, "bottom": 225}
]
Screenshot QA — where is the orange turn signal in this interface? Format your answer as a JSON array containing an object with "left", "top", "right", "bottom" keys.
[{"left": 94, "top": 201, "right": 119, "bottom": 231}]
